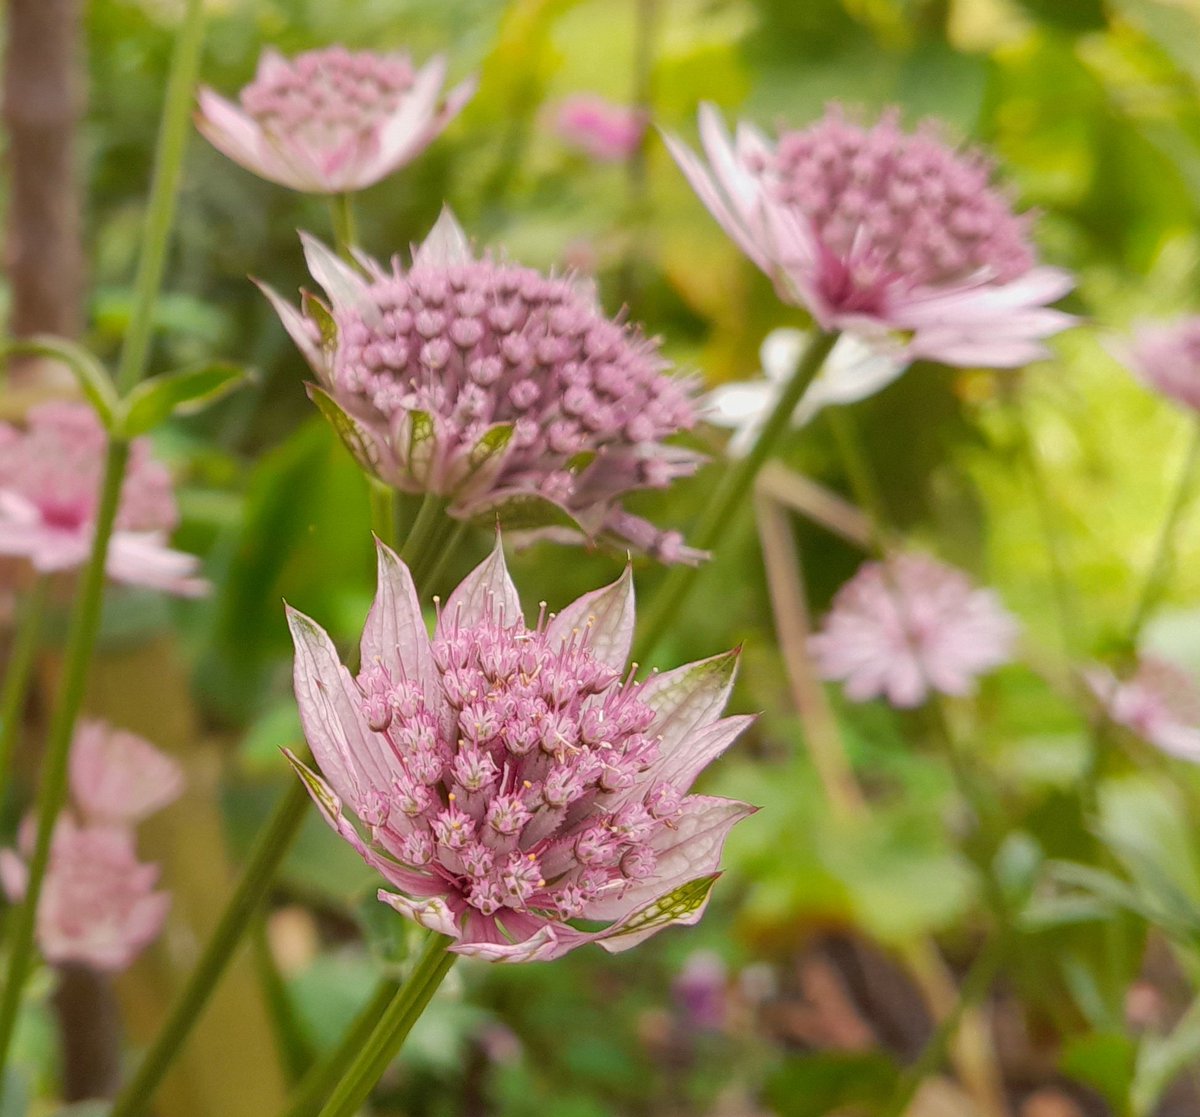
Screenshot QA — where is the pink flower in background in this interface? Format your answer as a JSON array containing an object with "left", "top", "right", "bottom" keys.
[
  {"left": 264, "top": 209, "right": 703, "bottom": 563},
  {"left": 69, "top": 720, "right": 186, "bottom": 826},
  {"left": 673, "top": 950, "right": 729, "bottom": 1032},
  {"left": 555, "top": 95, "right": 647, "bottom": 162},
  {"left": 1, "top": 819, "right": 171, "bottom": 972},
  {"left": 1125, "top": 317, "right": 1200, "bottom": 412},
  {"left": 286, "top": 536, "right": 755, "bottom": 962},
  {"left": 1087, "top": 656, "right": 1200, "bottom": 762},
  {"left": 810, "top": 553, "right": 1019, "bottom": 707},
  {"left": 665, "top": 105, "right": 1074, "bottom": 369},
  {"left": 196, "top": 45, "right": 476, "bottom": 195},
  {"left": 0, "top": 402, "right": 206, "bottom": 595}
]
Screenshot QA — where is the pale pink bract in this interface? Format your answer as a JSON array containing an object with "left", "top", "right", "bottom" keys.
[
  {"left": 665, "top": 105, "right": 1075, "bottom": 369},
  {"left": 555, "top": 95, "right": 647, "bottom": 163},
  {"left": 196, "top": 45, "right": 476, "bottom": 195},
  {"left": 1086, "top": 656, "right": 1200, "bottom": 763},
  {"left": 1125, "top": 317, "right": 1200, "bottom": 412},
  {"left": 0, "top": 402, "right": 206, "bottom": 595},
  {"left": 263, "top": 209, "right": 703, "bottom": 563},
  {"left": 286, "top": 536, "right": 755, "bottom": 962},
  {"left": 69, "top": 719, "right": 186, "bottom": 826},
  {"left": 810, "top": 553, "right": 1019, "bottom": 707}
]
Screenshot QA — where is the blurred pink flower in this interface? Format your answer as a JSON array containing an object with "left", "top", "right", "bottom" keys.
[
  {"left": 810, "top": 553, "right": 1019, "bottom": 707},
  {"left": 673, "top": 949, "right": 729, "bottom": 1032},
  {"left": 1087, "top": 656, "right": 1200, "bottom": 762},
  {"left": 1125, "top": 318, "right": 1200, "bottom": 412},
  {"left": 665, "top": 105, "right": 1074, "bottom": 369},
  {"left": 0, "top": 818, "right": 171, "bottom": 972},
  {"left": 263, "top": 209, "right": 703, "bottom": 563},
  {"left": 0, "top": 402, "right": 206, "bottom": 595},
  {"left": 555, "top": 95, "right": 646, "bottom": 162},
  {"left": 286, "top": 535, "right": 755, "bottom": 962},
  {"left": 196, "top": 45, "right": 475, "bottom": 195},
  {"left": 69, "top": 719, "right": 185, "bottom": 826}
]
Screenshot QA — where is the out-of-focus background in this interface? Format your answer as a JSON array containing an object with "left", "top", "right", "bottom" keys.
[{"left": 8, "top": 0, "right": 1200, "bottom": 1114}]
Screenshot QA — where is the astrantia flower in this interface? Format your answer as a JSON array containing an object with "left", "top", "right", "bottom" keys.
[
  {"left": 196, "top": 45, "right": 475, "bottom": 196},
  {"left": 1086, "top": 656, "right": 1200, "bottom": 762},
  {"left": 0, "top": 819, "right": 171, "bottom": 972},
  {"left": 0, "top": 402, "right": 206, "bottom": 594},
  {"left": 69, "top": 719, "right": 186, "bottom": 826},
  {"left": 666, "top": 105, "right": 1075, "bottom": 368},
  {"left": 810, "top": 553, "right": 1018, "bottom": 707},
  {"left": 704, "top": 327, "right": 907, "bottom": 456},
  {"left": 264, "top": 210, "right": 703, "bottom": 562},
  {"left": 0, "top": 720, "right": 181, "bottom": 972},
  {"left": 286, "top": 536, "right": 755, "bottom": 962},
  {"left": 1124, "top": 318, "right": 1200, "bottom": 412},
  {"left": 555, "top": 95, "right": 647, "bottom": 162}
]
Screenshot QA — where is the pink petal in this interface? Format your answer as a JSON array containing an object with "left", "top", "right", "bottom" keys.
[
  {"left": 299, "top": 232, "right": 374, "bottom": 319},
  {"left": 438, "top": 533, "right": 523, "bottom": 632},
  {"left": 640, "top": 648, "right": 740, "bottom": 754},
  {"left": 361, "top": 539, "right": 440, "bottom": 697},
  {"left": 413, "top": 206, "right": 474, "bottom": 269},
  {"left": 546, "top": 564, "right": 634, "bottom": 670}
]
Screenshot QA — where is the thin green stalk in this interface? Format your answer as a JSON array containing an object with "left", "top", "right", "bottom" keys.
[
  {"left": 328, "top": 194, "right": 358, "bottom": 264},
  {"left": 0, "top": 439, "right": 130, "bottom": 1080},
  {"left": 0, "top": 577, "right": 50, "bottom": 803},
  {"left": 416, "top": 519, "right": 468, "bottom": 592},
  {"left": 399, "top": 492, "right": 450, "bottom": 570},
  {"left": 632, "top": 329, "right": 839, "bottom": 662},
  {"left": 114, "top": 0, "right": 206, "bottom": 395},
  {"left": 825, "top": 406, "right": 889, "bottom": 556},
  {"left": 884, "top": 931, "right": 1010, "bottom": 1117},
  {"left": 315, "top": 933, "right": 455, "bottom": 1117},
  {"left": 1125, "top": 418, "right": 1200, "bottom": 651},
  {"left": 253, "top": 917, "right": 316, "bottom": 1086},
  {"left": 109, "top": 779, "right": 311, "bottom": 1117},
  {"left": 281, "top": 977, "right": 401, "bottom": 1117}
]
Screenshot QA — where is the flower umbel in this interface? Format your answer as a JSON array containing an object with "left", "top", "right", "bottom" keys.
[
  {"left": 810, "top": 553, "right": 1019, "bottom": 707},
  {"left": 1125, "top": 317, "right": 1200, "bottom": 412},
  {"left": 666, "top": 105, "right": 1074, "bottom": 368},
  {"left": 0, "top": 721, "right": 182, "bottom": 971},
  {"left": 0, "top": 402, "right": 206, "bottom": 594},
  {"left": 264, "top": 210, "right": 702, "bottom": 562},
  {"left": 1087, "top": 656, "right": 1200, "bottom": 763},
  {"left": 286, "top": 536, "right": 755, "bottom": 961},
  {"left": 196, "top": 45, "right": 476, "bottom": 195}
]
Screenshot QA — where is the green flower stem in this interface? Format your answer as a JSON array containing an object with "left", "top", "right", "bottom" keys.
[
  {"left": 253, "top": 917, "right": 316, "bottom": 1086},
  {"left": 0, "top": 439, "right": 130, "bottom": 1081},
  {"left": 329, "top": 194, "right": 359, "bottom": 264},
  {"left": 632, "top": 329, "right": 839, "bottom": 663},
  {"left": 314, "top": 933, "right": 455, "bottom": 1117},
  {"left": 281, "top": 976, "right": 401, "bottom": 1117},
  {"left": 369, "top": 481, "right": 399, "bottom": 551},
  {"left": 1125, "top": 418, "right": 1200, "bottom": 651},
  {"left": 114, "top": 0, "right": 206, "bottom": 396},
  {"left": 109, "top": 779, "right": 311, "bottom": 1117},
  {"left": 399, "top": 492, "right": 450, "bottom": 571},
  {"left": 825, "top": 406, "right": 889, "bottom": 557},
  {"left": 883, "top": 930, "right": 1010, "bottom": 1117},
  {"left": 0, "top": 576, "right": 50, "bottom": 804}
]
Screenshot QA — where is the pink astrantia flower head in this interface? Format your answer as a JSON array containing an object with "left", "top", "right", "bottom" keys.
[
  {"left": 285, "top": 535, "right": 755, "bottom": 962},
  {"left": 69, "top": 719, "right": 185, "bottom": 826},
  {"left": 665, "top": 104, "right": 1075, "bottom": 368},
  {"left": 196, "top": 45, "right": 476, "bottom": 195},
  {"left": 0, "top": 402, "right": 206, "bottom": 595},
  {"left": 555, "top": 95, "right": 647, "bottom": 162},
  {"left": 1086, "top": 656, "right": 1200, "bottom": 762},
  {"left": 1124, "top": 317, "right": 1200, "bottom": 412},
  {"left": 0, "top": 818, "right": 171, "bottom": 972},
  {"left": 810, "top": 553, "right": 1019, "bottom": 707},
  {"left": 263, "top": 209, "right": 703, "bottom": 563}
]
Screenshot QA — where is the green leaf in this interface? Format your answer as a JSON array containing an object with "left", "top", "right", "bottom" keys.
[
  {"left": 764, "top": 1051, "right": 900, "bottom": 1117},
  {"left": 468, "top": 422, "right": 513, "bottom": 473},
  {"left": 405, "top": 409, "right": 436, "bottom": 484},
  {"left": 1133, "top": 999, "right": 1200, "bottom": 1117},
  {"left": 117, "top": 361, "right": 247, "bottom": 436},
  {"left": 607, "top": 874, "right": 718, "bottom": 940},
  {"left": 307, "top": 384, "right": 383, "bottom": 478},
  {"left": 1060, "top": 1031, "right": 1137, "bottom": 1112},
  {"left": 302, "top": 291, "right": 338, "bottom": 349},
  {"left": 5, "top": 335, "right": 118, "bottom": 427},
  {"left": 468, "top": 492, "right": 585, "bottom": 534}
]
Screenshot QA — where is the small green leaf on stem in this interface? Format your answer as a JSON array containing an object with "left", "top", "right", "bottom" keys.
[
  {"left": 117, "top": 361, "right": 248, "bottom": 436},
  {"left": 6, "top": 336, "right": 119, "bottom": 427}
]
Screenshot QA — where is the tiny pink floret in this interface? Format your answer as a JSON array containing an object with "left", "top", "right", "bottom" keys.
[
  {"left": 810, "top": 553, "right": 1019, "bottom": 708},
  {"left": 196, "top": 45, "right": 476, "bottom": 195},
  {"left": 0, "top": 402, "right": 206, "bottom": 595},
  {"left": 263, "top": 209, "right": 703, "bottom": 563},
  {"left": 286, "top": 536, "right": 755, "bottom": 961},
  {"left": 555, "top": 95, "right": 647, "bottom": 163},
  {"left": 665, "top": 104, "right": 1075, "bottom": 369}
]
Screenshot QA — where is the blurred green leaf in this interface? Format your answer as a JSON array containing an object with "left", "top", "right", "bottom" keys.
[
  {"left": 1061, "top": 1031, "right": 1137, "bottom": 1112},
  {"left": 6, "top": 336, "right": 118, "bottom": 427},
  {"left": 764, "top": 1051, "right": 900, "bottom": 1117},
  {"left": 118, "top": 361, "right": 247, "bottom": 436}
]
